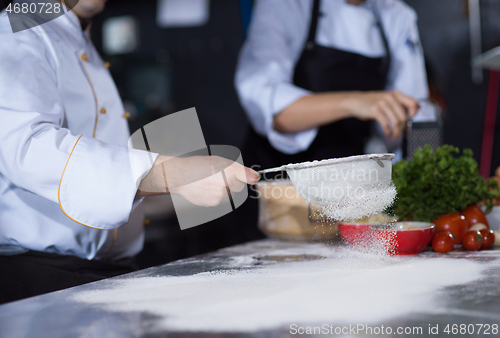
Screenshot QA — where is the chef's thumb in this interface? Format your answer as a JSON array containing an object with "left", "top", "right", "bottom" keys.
[{"left": 232, "top": 164, "right": 259, "bottom": 185}]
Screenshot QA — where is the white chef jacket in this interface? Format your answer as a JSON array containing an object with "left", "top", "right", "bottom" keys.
[
  {"left": 235, "top": 0, "right": 431, "bottom": 155},
  {"left": 0, "top": 7, "right": 156, "bottom": 259}
]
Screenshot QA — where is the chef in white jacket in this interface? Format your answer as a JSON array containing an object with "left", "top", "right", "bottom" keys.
[
  {"left": 229, "top": 0, "right": 434, "bottom": 243},
  {"left": 0, "top": 0, "right": 258, "bottom": 303},
  {"left": 235, "top": 0, "right": 433, "bottom": 168}
]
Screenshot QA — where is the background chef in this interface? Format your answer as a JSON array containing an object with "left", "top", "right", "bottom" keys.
[
  {"left": 228, "top": 0, "right": 435, "bottom": 242},
  {"left": 235, "top": 0, "right": 434, "bottom": 171},
  {"left": 0, "top": 0, "right": 258, "bottom": 304}
]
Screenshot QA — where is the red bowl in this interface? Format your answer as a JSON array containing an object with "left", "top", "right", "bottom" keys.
[
  {"left": 370, "top": 222, "right": 435, "bottom": 256},
  {"left": 339, "top": 223, "right": 373, "bottom": 247}
]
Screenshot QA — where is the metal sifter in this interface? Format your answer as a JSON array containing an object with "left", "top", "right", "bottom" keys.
[{"left": 258, "top": 154, "right": 396, "bottom": 220}]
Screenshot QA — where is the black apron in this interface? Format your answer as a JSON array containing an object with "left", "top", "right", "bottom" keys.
[{"left": 242, "top": 0, "right": 391, "bottom": 173}]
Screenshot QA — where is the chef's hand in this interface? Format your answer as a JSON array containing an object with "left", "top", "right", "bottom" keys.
[
  {"left": 136, "top": 155, "right": 260, "bottom": 207},
  {"left": 273, "top": 90, "right": 419, "bottom": 137},
  {"left": 348, "top": 90, "right": 419, "bottom": 139}
]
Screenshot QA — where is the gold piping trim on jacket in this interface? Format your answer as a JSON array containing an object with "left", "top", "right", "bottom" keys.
[
  {"left": 58, "top": 135, "right": 101, "bottom": 230},
  {"left": 58, "top": 137, "right": 120, "bottom": 259},
  {"left": 79, "top": 51, "right": 100, "bottom": 138},
  {"left": 102, "top": 229, "right": 118, "bottom": 259}
]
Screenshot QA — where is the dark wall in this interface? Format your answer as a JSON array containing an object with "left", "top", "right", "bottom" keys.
[
  {"left": 91, "top": 0, "right": 249, "bottom": 149},
  {"left": 405, "top": 0, "right": 500, "bottom": 175}
]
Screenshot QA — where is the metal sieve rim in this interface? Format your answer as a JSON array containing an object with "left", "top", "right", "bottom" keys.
[{"left": 283, "top": 153, "right": 395, "bottom": 171}]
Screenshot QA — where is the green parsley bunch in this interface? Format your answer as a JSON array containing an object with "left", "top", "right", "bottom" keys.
[{"left": 392, "top": 145, "right": 499, "bottom": 222}]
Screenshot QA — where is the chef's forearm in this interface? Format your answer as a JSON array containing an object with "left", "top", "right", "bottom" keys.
[
  {"left": 272, "top": 92, "right": 354, "bottom": 133},
  {"left": 135, "top": 156, "right": 260, "bottom": 206},
  {"left": 136, "top": 155, "right": 171, "bottom": 197},
  {"left": 273, "top": 90, "right": 418, "bottom": 139}
]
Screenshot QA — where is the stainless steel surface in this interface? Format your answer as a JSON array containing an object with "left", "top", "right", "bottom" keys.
[
  {"left": 472, "top": 46, "right": 500, "bottom": 71},
  {"left": 1, "top": 240, "right": 500, "bottom": 337},
  {"left": 469, "top": 0, "right": 483, "bottom": 84},
  {"left": 406, "top": 100, "right": 443, "bottom": 159}
]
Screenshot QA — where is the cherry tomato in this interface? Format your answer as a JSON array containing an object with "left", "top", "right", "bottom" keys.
[
  {"left": 462, "top": 230, "right": 482, "bottom": 251},
  {"left": 432, "top": 232, "right": 455, "bottom": 253},
  {"left": 433, "top": 213, "right": 467, "bottom": 244},
  {"left": 461, "top": 205, "right": 489, "bottom": 229},
  {"left": 480, "top": 229, "right": 495, "bottom": 249}
]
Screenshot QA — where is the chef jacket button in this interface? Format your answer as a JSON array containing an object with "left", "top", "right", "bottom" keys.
[
  {"left": 123, "top": 112, "right": 131, "bottom": 119},
  {"left": 81, "top": 53, "right": 88, "bottom": 61},
  {"left": 104, "top": 61, "right": 111, "bottom": 69},
  {"left": 143, "top": 218, "right": 151, "bottom": 226},
  {"left": 100, "top": 108, "right": 107, "bottom": 114},
  {"left": 306, "top": 41, "right": 315, "bottom": 50}
]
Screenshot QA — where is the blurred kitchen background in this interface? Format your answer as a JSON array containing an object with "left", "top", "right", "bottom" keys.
[{"left": 1, "top": 0, "right": 499, "bottom": 267}]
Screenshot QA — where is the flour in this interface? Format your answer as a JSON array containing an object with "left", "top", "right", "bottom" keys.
[
  {"left": 318, "top": 184, "right": 397, "bottom": 222},
  {"left": 71, "top": 243, "right": 491, "bottom": 333}
]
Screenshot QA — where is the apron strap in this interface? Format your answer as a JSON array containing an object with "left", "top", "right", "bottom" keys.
[
  {"left": 305, "top": 0, "right": 321, "bottom": 49},
  {"left": 369, "top": 1, "right": 391, "bottom": 74}
]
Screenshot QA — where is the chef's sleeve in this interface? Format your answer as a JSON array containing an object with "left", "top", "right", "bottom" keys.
[
  {"left": 235, "top": 0, "right": 317, "bottom": 155},
  {"left": 0, "top": 29, "right": 156, "bottom": 230}
]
